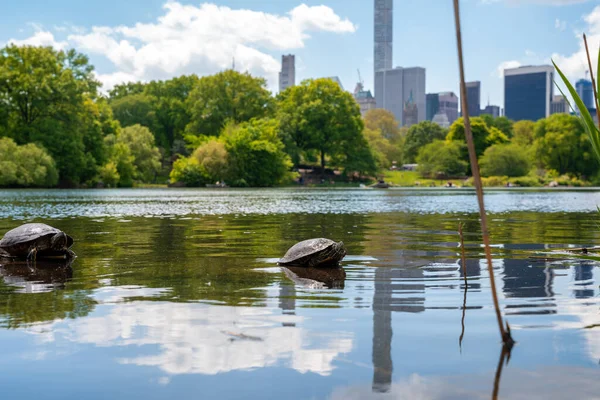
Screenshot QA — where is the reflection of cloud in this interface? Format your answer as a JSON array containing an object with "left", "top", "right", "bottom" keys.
[
  {"left": 42, "top": 301, "right": 353, "bottom": 376},
  {"left": 555, "top": 297, "right": 600, "bottom": 360},
  {"left": 329, "top": 366, "right": 600, "bottom": 399}
]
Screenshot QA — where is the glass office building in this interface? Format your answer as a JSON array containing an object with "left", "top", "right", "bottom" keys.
[{"left": 504, "top": 65, "right": 553, "bottom": 121}]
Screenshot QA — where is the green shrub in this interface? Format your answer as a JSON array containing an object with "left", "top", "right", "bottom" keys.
[{"left": 169, "top": 157, "right": 210, "bottom": 187}]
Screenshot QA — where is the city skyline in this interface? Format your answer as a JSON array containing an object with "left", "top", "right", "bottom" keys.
[{"left": 0, "top": 0, "right": 599, "bottom": 107}]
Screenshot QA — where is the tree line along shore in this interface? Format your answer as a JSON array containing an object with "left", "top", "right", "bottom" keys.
[{"left": 0, "top": 44, "right": 595, "bottom": 189}]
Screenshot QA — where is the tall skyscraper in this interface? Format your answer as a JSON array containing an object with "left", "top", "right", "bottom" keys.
[
  {"left": 576, "top": 79, "right": 594, "bottom": 113},
  {"left": 438, "top": 91, "right": 459, "bottom": 124},
  {"left": 465, "top": 81, "right": 481, "bottom": 117},
  {"left": 375, "top": 66, "right": 425, "bottom": 126},
  {"left": 482, "top": 105, "right": 501, "bottom": 118},
  {"left": 504, "top": 65, "right": 554, "bottom": 121},
  {"left": 551, "top": 95, "right": 567, "bottom": 114},
  {"left": 374, "top": 0, "right": 393, "bottom": 76},
  {"left": 279, "top": 54, "right": 295, "bottom": 93},
  {"left": 426, "top": 93, "right": 439, "bottom": 121}
]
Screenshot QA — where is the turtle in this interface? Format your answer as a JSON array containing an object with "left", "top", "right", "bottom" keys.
[
  {"left": 278, "top": 238, "right": 346, "bottom": 267},
  {"left": 0, "top": 223, "right": 75, "bottom": 261}
]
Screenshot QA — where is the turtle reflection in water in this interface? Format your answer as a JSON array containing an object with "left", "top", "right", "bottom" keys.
[
  {"left": 282, "top": 266, "right": 346, "bottom": 289},
  {"left": 0, "top": 258, "right": 74, "bottom": 291},
  {"left": 278, "top": 238, "right": 346, "bottom": 268},
  {"left": 0, "top": 223, "right": 76, "bottom": 261}
]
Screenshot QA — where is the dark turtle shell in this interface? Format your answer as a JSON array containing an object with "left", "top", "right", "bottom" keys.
[
  {"left": 278, "top": 238, "right": 346, "bottom": 267},
  {"left": 0, "top": 223, "right": 73, "bottom": 257}
]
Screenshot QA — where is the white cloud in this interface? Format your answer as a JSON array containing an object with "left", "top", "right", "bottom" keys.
[
  {"left": 7, "top": 30, "right": 67, "bottom": 50},
  {"left": 551, "top": 5, "right": 600, "bottom": 82},
  {"left": 555, "top": 18, "right": 567, "bottom": 31},
  {"left": 495, "top": 60, "right": 522, "bottom": 77},
  {"left": 56, "top": 2, "right": 356, "bottom": 92}
]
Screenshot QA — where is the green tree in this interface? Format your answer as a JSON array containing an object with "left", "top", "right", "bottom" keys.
[
  {"left": 512, "top": 120, "right": 536, "bottom": 146},
  {"left": 99, "top": 162, "right": 120, "bottom": 187},
  {"left": 277, "top": 78, "right": 373, "bottom": 173},
  {"left": 222, "top": 119, "right": 293, "bottom": 187},
  {"left": 416, "top": 140, "right": 468, "bottom": 178},
  {"left": 145, "top": 75, "right": 198, "bottom": 152},
  {"left": 169, "top": 157, "right": 210, "bottom": 187},
  {"left": 103, "top": 135, "right": 136, "bottom": 187},
  {"left": 191, "top": 139, "right": 229, "bottom": 182},
  {"left": 447, "top": 117, "right": 509, "bottom": 159},
  {"left": 403, "top": 121, "right": 447, "bottom": 163},
  {"left": 363, "top": 109, "right": 402, "bottom": 142},
  {"left": 0, "top": 137, "right": 58, "bottom": 187},
  {"left": 186, "top": 70, "right": 273, "bottom": 137},
  {"left": 533, "top": 113, "right": 598, "bottom": 177},
  {"left": 110, "top": 93, "right": 157, "bottom": 133},
  {"left": 480, "top": 144, "right": 530, "bottom": 177},
  {"left": 108, "top": 82, "right": 145, "bottom": 99},
  {"left": 0, "top": 44, "right": 105, "bottom": 185},
  {"left": 117, "top": 124, "right": 161, "bottom": 182},
  {"left": 480, "top": 114, "right": 513, "bottom": 138}
]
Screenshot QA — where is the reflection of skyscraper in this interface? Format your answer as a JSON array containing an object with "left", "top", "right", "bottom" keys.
[
  {"left": 502, "top": 259, "right": 556, "bottom": 315},
  {"left": 371, "top": 265, "right": 426, "bottom": 393},
  {"left": 574, "top": 264, "right": 594, "bottom": 299},
  {"left": 459, "top": 258, "right": 481, "bottom": 290}
]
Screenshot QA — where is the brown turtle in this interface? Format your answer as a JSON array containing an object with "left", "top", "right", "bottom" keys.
[
  {"left": 278, "top": 238, "right": 346, "bottom": 267},
  {"left": 0, "top": 223, "right": 75, "bottom": 260}
]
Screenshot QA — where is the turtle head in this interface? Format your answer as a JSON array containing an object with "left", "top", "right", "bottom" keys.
[
  {"left": 50, "top": 232, "right": 69, "bottom": 251},
  {"left": 332, "top": 241, "right": 347, "bottom": 262}
]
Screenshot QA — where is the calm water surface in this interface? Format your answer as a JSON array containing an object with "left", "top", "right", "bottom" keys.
[{"left": 0, "top": 188, "right": 599, "bottom": 399}]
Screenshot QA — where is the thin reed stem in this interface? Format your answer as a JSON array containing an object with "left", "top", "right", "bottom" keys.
[
  {"left": 583, "top": 34, "right": 600, "bottom": 129},
  {"left": 453, "top": 0, "right": 508, "bottom": 343},
  {"left": 458, "top": 222, "right": 467, "bottom": 286}
]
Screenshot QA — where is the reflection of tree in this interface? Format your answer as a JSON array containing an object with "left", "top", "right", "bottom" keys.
[{"left": 0, "top": 259, "right": 96, "bottom": 329}]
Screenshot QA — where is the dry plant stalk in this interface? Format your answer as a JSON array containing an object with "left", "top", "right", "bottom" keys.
[{"left": 453, "top": 0, "right": 512, "bottom": 346}]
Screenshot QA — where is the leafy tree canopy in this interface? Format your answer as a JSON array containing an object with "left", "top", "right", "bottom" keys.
[
  {"left": 480, "top": 144, "right": 531, "bottom": 177},
  {"left": 403, "top": 121, "right": 447, "bottom": 163}
]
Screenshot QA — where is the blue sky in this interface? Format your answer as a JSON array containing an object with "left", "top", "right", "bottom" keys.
[{"left": 1, "top": 0, "right": 599, "bottom": 108}]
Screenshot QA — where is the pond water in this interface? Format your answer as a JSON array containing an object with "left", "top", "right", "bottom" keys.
[{"left": 0, "top": 188, "right": 599, "bottom": 399}]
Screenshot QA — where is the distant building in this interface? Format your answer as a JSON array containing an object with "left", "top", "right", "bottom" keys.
[
  {"left": 551, "top": 95, "right": 568, "bottom": 114},
  {"left": 354, "top": 82, "right": 376, "bottom": 117},
  {"left": 374, "top": 0, "right": 393, "bottom": 85},
  {"left": 375, "top": 66, "right": 425, "bottom": 126},
  {"left": 432, "top": 112, "right": 450, "bottom": 128},
  {"left": 576, "top": 79, "right": 594, "bottom": 111},
  {"left": 438, "top": 92, "right": 458, "bottom": 125},
  {"left": 325, "top": 76, "right": 344, "bottom": 90},
  {"left": 504, "top": 65, "right": 554, "bottom": 121},
  {"left": 465, "top": 81, "right": 481, "bottom": 117},
  {"left": 482, "top": 105, "right": 501, "bottom": 118},
  {"left": 426, "top": 93, "right": 439, "bottom": 121},
  {"left": 403, "top": 90, "right": 419, "bottom": 127},
  {"left": 279, "top": 54, "right": 295, "bottom": 93}
]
